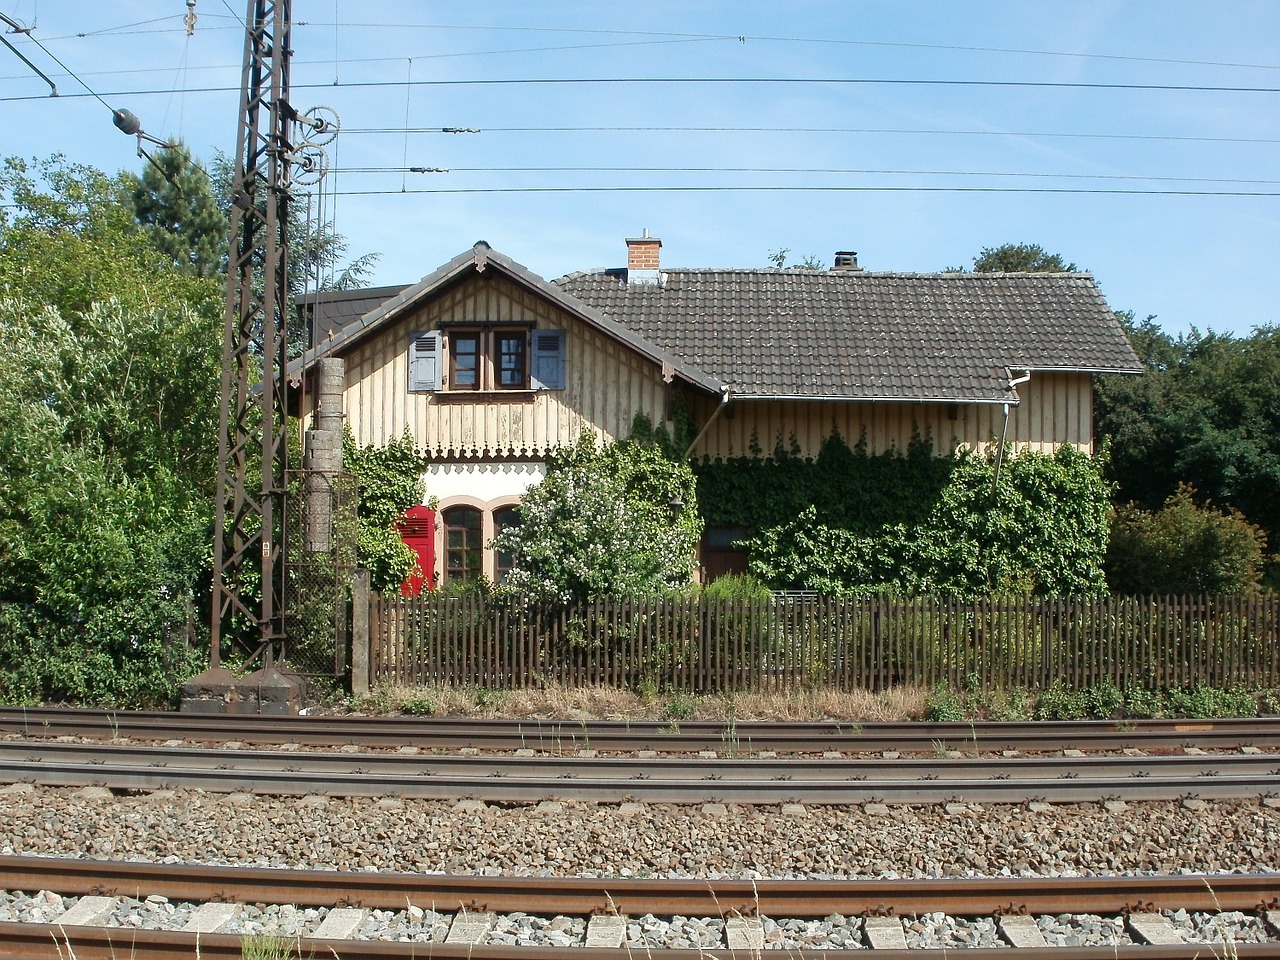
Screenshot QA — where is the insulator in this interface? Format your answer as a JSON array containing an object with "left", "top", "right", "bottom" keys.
[{"left": 112, "top": 108, "right": 142, "bottom": 136}]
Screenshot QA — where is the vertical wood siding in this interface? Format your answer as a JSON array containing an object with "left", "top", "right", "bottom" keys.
[
  {"left": 339, "top": 273, "right": 669, "bottom": 456},
  {"left": 684, "top": 371, "right": 1093, "bottom": 460}
]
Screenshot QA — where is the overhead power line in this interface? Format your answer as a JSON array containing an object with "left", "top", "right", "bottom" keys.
[
  {"left": 325, "top": 184, "right": 1280, "bottom": 198},
  {"left": 343, "top": 124, "right": 1280, "bottom": 145},
  {"left": 5, "top": 74, "right": 1280, "bottom": 104},
  {"left": 332, "top": 165, "right": 1280, "bottom": 188},
  {"left": 32, "top": 15, "right": 1280, "bottom": 74}
]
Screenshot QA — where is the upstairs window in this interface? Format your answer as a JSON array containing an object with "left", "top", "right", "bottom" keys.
[
  {"left": 496, "top": 333, "right": 528, "bottom": 388},
  {"left": 409, "top": 326, "right": 564, "bottom": 394},
  {"left": 450, "top": 332, "right": 481, "bottom": 390}
]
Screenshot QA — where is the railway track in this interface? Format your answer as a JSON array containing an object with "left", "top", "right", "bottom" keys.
[
  {"left": 1, "top": 738, "right": 1278, "bottom": 802},
  {"left": 2, "top": 855, "right": 1278, "bottom": 959},
  {"left": 3, "top": 707, "right": 1277, "bottom": 755}
]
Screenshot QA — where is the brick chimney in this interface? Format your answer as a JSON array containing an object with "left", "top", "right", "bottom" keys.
[
  {"left": 832, "top": 250, "right": 860, "bottom": 271},
  {"left": 625, "top": 229, "right": 662, "bottom": 286}
]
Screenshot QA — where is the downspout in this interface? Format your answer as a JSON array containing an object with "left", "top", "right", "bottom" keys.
[
  {"left": 991, "top": 369, "right": 1031, "bottom": 501},
  {"left": 683, "top": 386, "right": 731, "bottom": 460}
]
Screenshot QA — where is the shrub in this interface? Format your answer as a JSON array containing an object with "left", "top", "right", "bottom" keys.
[
  {"left": 1035, "top": 681, "right": 1091, "bottom": 720},
  {"left": 492, "top": 431, "right": 702, "bottom": 603},
  {"left": 700, "top": 572, "right": 774, "bottom": 601},
  {"left": 1166, "top": 685, "right": 1258, "bottom": 719},
  {"left": 1087, "top": 679, "right": 1124, "bottom": 719},
  {"left": 1123, "top": 686, "right": 1165, "bottom": 719},
  {"left": 1106, "top": 484, "right": 1267, "bottom": 595}
]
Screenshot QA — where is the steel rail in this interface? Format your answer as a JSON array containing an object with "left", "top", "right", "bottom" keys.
[
  {"left": 4, "top": 739, "right": 1279, "bottom": 783},
  {"left": 3, "top": 854, "right": 1277, "bottom": 918},
  {"left": 2, "top": 708, "right": 1277, "bottom": 753},
  {"left": 1, "top": 756, "right": 1275, "bottom": 802},
  {"left": 5, "top": 924, "right": 1278, "bottom": 960}
]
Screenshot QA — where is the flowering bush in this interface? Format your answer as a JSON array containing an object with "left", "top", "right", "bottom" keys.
[{"left": 491, "top": 432, "right": 701, "bottom": 603}]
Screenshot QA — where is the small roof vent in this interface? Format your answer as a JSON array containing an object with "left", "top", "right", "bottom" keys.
[{"left": 833, "top": 251, "right": 860, "bottom": 271}]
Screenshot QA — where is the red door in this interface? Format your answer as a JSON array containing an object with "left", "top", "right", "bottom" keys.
[{"left": 397, "top": 505, "right": 436, "bottom": 596}]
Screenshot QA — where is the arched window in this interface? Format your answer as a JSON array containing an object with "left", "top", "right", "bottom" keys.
[
  {"left": 493, "top": 506, "right": 521, "bottom": 584},
  {"left": 442, "top": 505, "right": 483, "bottom": 584}
]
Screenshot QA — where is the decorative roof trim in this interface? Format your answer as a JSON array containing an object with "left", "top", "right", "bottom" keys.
[{"left": 290, "top": 242, "right": 723, "bottom": 395}]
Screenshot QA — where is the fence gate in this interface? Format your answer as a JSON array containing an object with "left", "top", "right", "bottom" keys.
[{"left": 282, "top": 469, "right": 358, "bottom": 678}]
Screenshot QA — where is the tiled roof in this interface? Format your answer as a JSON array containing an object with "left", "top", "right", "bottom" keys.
[
  {"left": 553, "top": 268, "right": 1142, "bottom": 403},
  {"left": 299, "top": 284, "right": 411, "bottom": 344},
  {"left": 291, "top": 244, "right": 724, "bottom": 395}
]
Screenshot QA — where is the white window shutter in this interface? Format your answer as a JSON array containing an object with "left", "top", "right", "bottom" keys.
[
  {"left": 530, "top": 329, "right": 565, "bottom": 390},
  {"left": 408, "top": 330, "right": 441, "bottom": 391}
]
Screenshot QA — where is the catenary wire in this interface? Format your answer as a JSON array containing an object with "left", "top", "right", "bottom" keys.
[
  {"left": 32, "top": 16, "right": 1280, "bottom": 73},
  {"left": 343, "top": 124, "right": 1280, "bottom": 146},
  {"left": 325, "top": 185, "right": 1280, "bottom": 197},
  {"left": 5, "top": 75, "right": 1280, "bottom": 104},
  {"left": 331, "top": 166, "right": 1280, "bottom": 187}
]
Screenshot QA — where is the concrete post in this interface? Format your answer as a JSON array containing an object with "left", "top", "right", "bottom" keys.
[
  {"left": 304, "top": 357, "right": 345, "bottom": 553},
  {"left": 350, "top": 567, "right": 370, "bottom": 696}
]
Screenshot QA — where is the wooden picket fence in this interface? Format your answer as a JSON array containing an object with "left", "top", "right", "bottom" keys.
[{"left": 367, "top": 593, "right": 1280, "bottom": 692}]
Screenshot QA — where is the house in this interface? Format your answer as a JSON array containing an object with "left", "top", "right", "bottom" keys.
[{"left": 294, "top": 235, "right": 1142, "bottom": 588}]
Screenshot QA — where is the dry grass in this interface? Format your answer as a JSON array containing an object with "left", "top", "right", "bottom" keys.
[{"left": 353, "top": 682, "right": 930, "bottom": 722}]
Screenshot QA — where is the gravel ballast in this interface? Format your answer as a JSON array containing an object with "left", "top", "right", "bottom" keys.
[{"left": 0, "top": 786, "right": 1275, "bottom": 879}]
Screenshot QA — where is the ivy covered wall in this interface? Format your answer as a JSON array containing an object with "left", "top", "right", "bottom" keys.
[{"left": 694, "top": 430, "right": 1112, "bottom": 598}]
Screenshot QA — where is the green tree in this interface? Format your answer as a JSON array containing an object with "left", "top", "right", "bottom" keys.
[
  {"left": 124, "top": 142, "right": 226, "bottom": 277},
  {"left": 1106, "top": 484, "right": 1267, "bottom": 595},
  {"left": 971, "top": 242, "right": 1078, "bottom": 273},
  {"left": 0, "top": 155, "right": 221, "bottom": 705},
  {"left": 492, "top": 432, "right": 702, "bottom": 603},
  {"left": 209, "top": 151, "right": 378, "bottom": 299},
  {"left": 1095, "top": 319, "right": 1280, "bottom": 585}
]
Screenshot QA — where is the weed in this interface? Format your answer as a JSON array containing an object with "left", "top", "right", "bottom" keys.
[
  {"left": 472, "top": 687, "right": 508, "bottom": 711},
  {"left": 721, "top": 711, "right": 740, "bottom": 759},
  {"left": 242, "top": 934, "right": 305, "bottom": 960},
  {"left": 1035, "top": 681, "right": 1090, "bottom": 720},
  {"left": 1263, "top": 688, "right": 1280, "bottom": 715},
  {"left": 401, "top": 693, "right": 435, "bottom": 716},
  {"left": 924, "top": 685, "right": 964, "bottom": 722},
  {"left": 1123, "top": 686, "right": 1165, "bottom": 719},
  {"left": 1087, "top": 679, "right": 1124, "bottom": 719},
  {"left": 663, "top": 692, "right": 698, "bottom": 721}
]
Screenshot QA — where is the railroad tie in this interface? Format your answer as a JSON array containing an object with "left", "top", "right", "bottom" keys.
[
  {"left": 55, "top": 895, "right": 117, "bottom": 927},
  {"left": 312, "top": 907, "right": 367, "bottom": 940},
  {"left": 861, "top": 916, "right": 908, "bottom": 950},
  {"left": 181, "top": 902, "right": 239, "bottom": 934},
  {"left": 444, "top": 910, "right": 496, "bottom": 944},
  {"left": 997, "top": 915, "right": 1047, "bottom": 948},
  {"left": 585, "top": 915, "right": 627, "bottom": 948},
  {"left": 1126, "top": 913, "right": 1185, "bottom": 945},
  {"left": 725, "top": 916, "right": 765, "bottom": 951}
]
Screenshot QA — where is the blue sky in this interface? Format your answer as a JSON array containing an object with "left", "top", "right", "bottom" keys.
[{"left": 2, "top": 1, "right": 1277, "bottom": 337}]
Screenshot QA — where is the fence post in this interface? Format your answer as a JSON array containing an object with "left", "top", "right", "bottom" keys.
[{"left": 350, "top": 567, "right": 370, "bottom": 696}]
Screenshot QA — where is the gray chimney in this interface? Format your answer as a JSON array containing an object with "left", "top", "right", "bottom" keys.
[{"left": 832, "top": 251, "right": 860, "bottom": 271}]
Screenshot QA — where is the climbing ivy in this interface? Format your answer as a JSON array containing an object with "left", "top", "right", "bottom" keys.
[
  {"left": 342, "top": 428, "right": 429, "bottom": 591},
  {"left": 696, "top": 428, "right": 951, "bottom": 534},
  {"left": 697, "top": 431, "right": 1111, "bottom": 598}
]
